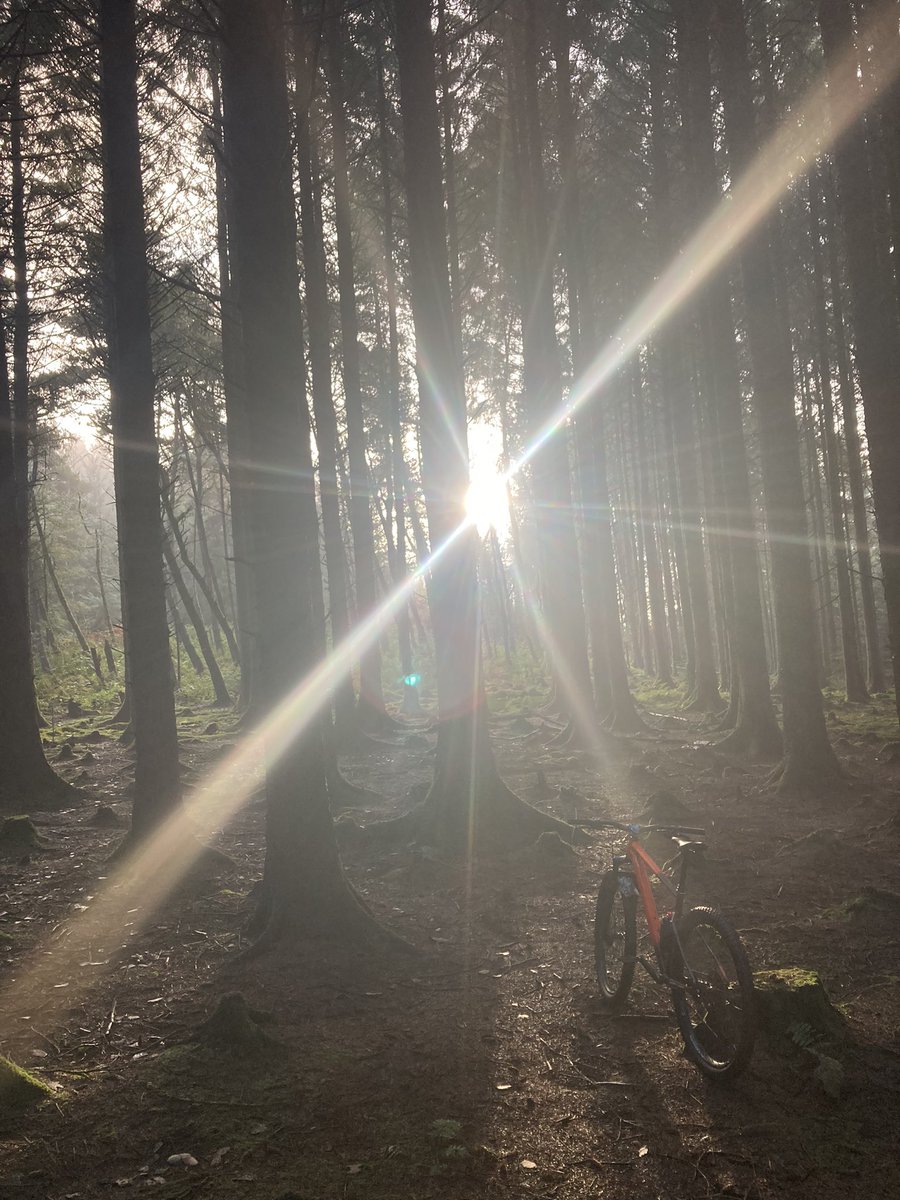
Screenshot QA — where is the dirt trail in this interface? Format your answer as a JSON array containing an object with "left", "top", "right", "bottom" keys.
[{"left": 1, "top": 704, "right": 898, "bottom": 1199}]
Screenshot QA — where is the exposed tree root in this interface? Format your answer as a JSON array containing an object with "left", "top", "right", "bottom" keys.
[
  {"left": 242, "top": 877, "right": 417, "bottom": 960},
  {"left": 365, "top": 773, "right": 586, "bottom": 858},
  {"left": 0, "top": 770, "right": 82, "bottom": 815},
  {"left": 327, "top": 769, "right": 384, "bottom": 812},
  {"left": 602, "top": 705, "right": 649, "bottom": 736},
  {"left": 715, "top": 712, "right": 783, "bottom": 761},
  {"left": 767, "top": 752, "right": 845, "bottom": 796},
  {"left": 682, "top": 682, "right": 726, "bottom": 715}
]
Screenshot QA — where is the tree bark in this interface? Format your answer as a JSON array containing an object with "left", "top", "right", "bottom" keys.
[
  {"left": 820, "top": 166, "right": 885, "bottom": 693},
  {"left": 673, "top": 0, "right": 782, "bottom": 759},
  {"left": 818, "top": 0, "right": 900, "bottom": 719},
  {"left": 646, "top": 16, "right": 721, "bottom": 711},
  {"left": 807, "top": 176, "right": 868, "bottom": 700},
  {"left": 508, "top": 0, "right": 596, "bottom": 741},
  {"left": 291, "top": 2, "right": 357, "bottom": 735},
  {"left": 220, "top": 0, "right": 389, "bottom": 946},
  {"left": 161, "top": 522, "right": 231, "bottom": 707},
  {"left": 712, "top": 0, "right": 839, "bottom": 790},
  {"left": 211, "top": 64, "right": 257, "bottom": 712},
  {"left": 324, "top": 4, "right": 388, "bottom": 729},
  {"left": 376, "top": 43, "right": 422, "bottom": 717},
  {"left": 391, "top": 0, "right": 566, "bottom": 851},
  {"left": 99, "top": 0, "right": 181, "bottom": 837},
  {"left": 0, "top": 301, "right": 73, "bottom": 809}
]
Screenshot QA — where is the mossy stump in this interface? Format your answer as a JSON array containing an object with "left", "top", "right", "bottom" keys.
[
  {"left": 193, "top": 993, "right": 278, "bottom": 1056},
  {"left": 0, "top": 816, "right": 47, "bottom": 856},
  {"left": 0, "top": 1056, "right": 53, "bottom": 1117},
  {"left": 754, "top": 968, "right": 846, "bottom": 1042}
]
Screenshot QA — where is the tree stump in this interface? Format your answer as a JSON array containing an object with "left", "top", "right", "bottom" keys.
[
  {"left": 0, "top": 817, "right": 46, "bottom": 855},
  {"left": 755, "top": 968, "right": 847, "bottom": 1097},
  {"left": 754, "top": 968, "right": 846, "bottom": 1041},
  {"left": 193, "top": 993, "right": 278, "bottom": 1056}
]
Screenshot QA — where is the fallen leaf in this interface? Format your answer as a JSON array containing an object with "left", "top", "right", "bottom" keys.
[
  {"left": 495, "top": 1083, "right": 512, "bottom": 1091},
  {"left": 210, "top": 1147, "right": 230, "bottom": 1167},
  {"left": 348, "top": 1164, "right": 362, "bottom": 1175},
  {"left": 521, "top": 1160, "right": 537, "bottom": 1170},
  {"left": 638, "top": 1146, "right": 649, "bottom": 1157}
]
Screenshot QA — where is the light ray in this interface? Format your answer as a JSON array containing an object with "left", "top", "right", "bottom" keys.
[
  {"left": 4, "top": 8, "right": 898, "bottom": 1046},
  {"left": 509, "top": 6, "right": 900, "bottom": 483},
  {"left": 506, "top": 556, "right": 610, "bottom": 763}
]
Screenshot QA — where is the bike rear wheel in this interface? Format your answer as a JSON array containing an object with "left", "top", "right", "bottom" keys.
[
  {"left": 672, "top": 906, "right": 755, "bottom": 1080},
  {"left": 594, "top": 871, "right": 637, "bottom": 1009}
]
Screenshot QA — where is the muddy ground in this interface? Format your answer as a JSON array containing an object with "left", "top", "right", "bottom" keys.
[{"left": 1, "top": 695, "right": 899, "bottom": 1200}]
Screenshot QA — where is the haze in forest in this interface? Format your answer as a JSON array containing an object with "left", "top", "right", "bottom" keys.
[{"left": 2, "top": 2, "right": 900, "bottom": 1196}]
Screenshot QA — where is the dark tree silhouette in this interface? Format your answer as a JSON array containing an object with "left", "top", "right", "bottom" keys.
[
  {"left": 219, "top": 0, "right": 393, "bottom": 944},
  {"left": 98, "top": 0, "right": 181, "bottom": 838}
]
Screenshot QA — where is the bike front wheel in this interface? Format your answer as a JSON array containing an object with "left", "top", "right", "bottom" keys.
[
  {"left": 594, "top": 871, "right": 637, "bottom": 1009},
  {"left": 672, "top": 906, "right": 756, "bottom": 1081}
]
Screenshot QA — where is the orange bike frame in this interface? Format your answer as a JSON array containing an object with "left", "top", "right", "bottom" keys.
[{"left": 625, "top": 838, "right": 669, "bottom": 948}]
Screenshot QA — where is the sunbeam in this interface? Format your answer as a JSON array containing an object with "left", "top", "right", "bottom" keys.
[
  {"left": 509, "top": 4, "right": 900, "bottom": 484},
  {"left": 4, "top": 4, "right": 899, "bottom": 1049}
]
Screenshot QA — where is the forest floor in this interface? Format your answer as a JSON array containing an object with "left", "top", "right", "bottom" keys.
[{"left": 2, "top": 679, "right": 900, "bottom": 1200}]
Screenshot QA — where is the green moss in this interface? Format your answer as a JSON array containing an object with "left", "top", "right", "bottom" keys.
[
  {"left": 0, "top": 1055, "right": 54, "bottom": 1115},
  {"left": 755, "top": 968, "right": 846, "bottom": 1042}
]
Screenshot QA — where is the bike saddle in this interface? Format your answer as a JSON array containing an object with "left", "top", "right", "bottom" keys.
[{"left": 672, "top": 836, "right": 706, "bottom": 853}]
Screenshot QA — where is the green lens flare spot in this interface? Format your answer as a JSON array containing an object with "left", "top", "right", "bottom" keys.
[{"left": 402, "top": 673, "right": 421, "bottom": 688}]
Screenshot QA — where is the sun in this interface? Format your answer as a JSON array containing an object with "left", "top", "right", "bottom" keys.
[{"left": 465, "top": 466, "right": 511, "bottom": 538}]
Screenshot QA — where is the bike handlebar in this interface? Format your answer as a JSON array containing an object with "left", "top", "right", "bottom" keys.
[{"left": 567, "top": 819, "right": 706, "bottom": 837}]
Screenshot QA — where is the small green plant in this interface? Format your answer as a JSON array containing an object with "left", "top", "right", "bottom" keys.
[
  {"left": 427, "top": 1118, "right": 468, "bottom": 1175},
  {"left": 787, "top": 1020, "right": 845, "bottom": 1099}
]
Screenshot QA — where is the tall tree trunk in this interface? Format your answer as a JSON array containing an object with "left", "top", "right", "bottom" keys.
[
  {"left": 10, "top": 73, "right": 30, "bottom": 548},
  {"left": 807, "top": 176, "right": 868, "bottom": 700},
  {"left": 291, "top": 2, "right": 357, "bottom": 735},
  {"left": 161, "top": 526, "right": 231, "bottom": 706},
  {"left": 31, "top": 500, "right": 99, "bottom": 678},
  {"left": 169, "top": 592, "right": 205, "bottom": 678},
  {"left": 631, "top": 359, "right": 674, "bottom": 686},
  {"left": 712, "top": 0, "right": 839, "bottom": 789},
  {"left": 219, "top": 0, "right": 388, "bottom": 945},
  {"left": 376, "top": 43, "right": 422, "bottom": 717},
  {"left": 674, "top": 0, "right": 782, "bottom": 759},
  {"left": 324, "top": 5, "right": 388, "bottom": 729},
  {"left": 818, "top": 0, "right": 900, "bottom": 717},
  {"left": 551, "top": 1, "right": 640, "bottom": 728},
  {"left": 0, "top": 303, "right": 73, "bottom": 808},
  {"left": 820, "top": 166, "right": 885, "bottom": 692},
  {"left": 437, "top": 0, "right": 461, "bottom": 325},
  {"left": 391, "top": 0, "right": 564, "bottom": 850},
  {"left": 646, "top": 16, "right": 721, "bottom": 711},
  {"left": 508, "top": 0, "right": 596, "bottom": 743},
  {"left": 211, "top": 64, "right": 257, "bottom": 712},
  {"left": 99, "top": 0, "right": 180, "bottom": 838}
]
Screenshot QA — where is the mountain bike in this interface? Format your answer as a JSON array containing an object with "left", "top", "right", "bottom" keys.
[{"left": 574, "top": 819, "right": 756, "bottom": 1081}]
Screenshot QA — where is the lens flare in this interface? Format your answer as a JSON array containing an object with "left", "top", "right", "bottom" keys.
[{"left": 3, "top": 7, "right": 898, "bottom": 1048}]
